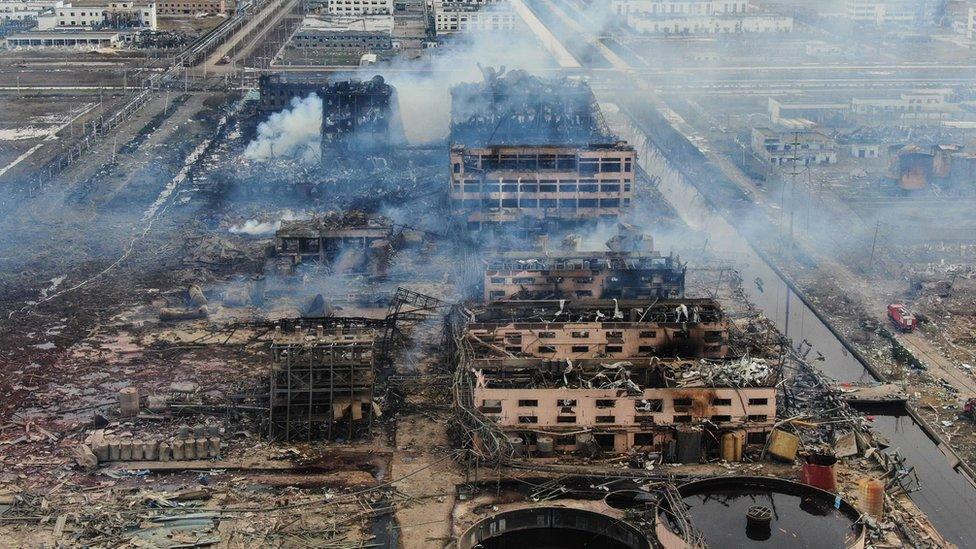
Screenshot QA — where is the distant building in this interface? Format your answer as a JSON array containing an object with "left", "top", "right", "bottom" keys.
[
  {"left": 851, "top": 89, "right": 955, "bottom": 123},
  {"left": 325, "top": 0, "right": 392, "bottom": 15},
  {"left": 969, "top": 5, "right": 976, "bottom": 38},
  {"left": 432, "top": 0, "right": 516, "bottom": 34},
  {"left": 36, "top": 1, "right": 156, "bottom": 30},
  {"left": 5, "top": 28, "right": 120, "bottom": 46},
  {"left": 156, "top": 0, "right": 225, "bottom": 16},
  {"left": 612, "top": 0, "right": 792, "bottom": 34},
  {"left": 845, "top": 0, "right": 919, "bottom": 27},
  {"left": 751, "top": 127, "right": 837, "bottom": 167},
  {"left": 288, "top": 15, "right": 395, "bottom": 53},
  {"left": 0, "top": 0, "right": 64, "bottom": 22},
  {"left": 627, "top": 12, "right": 792, "bottom": 33},
  {"left": 768, "top": 97, "right": 849, "bottom": 126}
]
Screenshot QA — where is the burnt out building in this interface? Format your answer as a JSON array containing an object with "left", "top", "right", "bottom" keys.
[
  {"left": 257, "top": 73, "right": 397, "bottom": 154},
  {"left": 483, "top": 250, "right": 685, "bottom": 302},
  {"left": 275, "top": 214, "right": 402, "bottom": 275},
  {"left": 449, "top": 68, "right": 612, "bottom": 147},
  {"left": 269, "top": 317, "right": 381, "bottom": 442},
  {"left": 464, "top": 299, "right": 728, "bottom": 360},
  {"left": 449, "top": 142, "right": 637, "bottom": 229},
  {"left": 448, "top": 300, "right": 776, "bottom": 457}
]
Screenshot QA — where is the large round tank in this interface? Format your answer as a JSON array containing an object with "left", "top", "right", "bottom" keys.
[
  {"left": 656, "top": 476, "right": 866, "bottom": 549},
  {"left": 458, "top": 507, "right": 652, "bottom": 549}
]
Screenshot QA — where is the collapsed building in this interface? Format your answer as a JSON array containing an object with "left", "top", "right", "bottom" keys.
[
  {"left": 449, "top": 67, "right": 613, "bottom": 148},
  {"left": 887, "top": 143, "right": 976, "bottom": 193},
  {"left": 275, "top": 213, "right": 423, "bottom": 275},
  {"left": 483, "top": 228, "right": 685, "bottom": 301},
  {"left": 449, "top": 296, "right": 777, "bottom": 457}
]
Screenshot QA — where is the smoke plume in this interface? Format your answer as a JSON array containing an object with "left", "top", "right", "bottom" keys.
[{"left": 244, "top": 94, "right": 323, "bottom": 163}]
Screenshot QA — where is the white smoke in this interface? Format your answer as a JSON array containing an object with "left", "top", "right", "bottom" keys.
[
  {"left": 385, "top": 5, "right": 556, "bottom": 144},
  {"left": 244, "top": 94, "right": 323, "bottom": 163}
]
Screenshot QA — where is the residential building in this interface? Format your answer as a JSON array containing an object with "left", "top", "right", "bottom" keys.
[
  {"left": 449, "top": 143, "right": 637, "bottom": 229},
  {"left": 751, "top": 127, "right": 838, "bottom": 166},
  {"left": 325, "top": 0, "right": 392, "bottom": 15},
  {"left": 156, "top": 0, "right": 224, "bottom": 15},
  {"left": 288, "top": 15, "right": 394, "bottom": 52}
]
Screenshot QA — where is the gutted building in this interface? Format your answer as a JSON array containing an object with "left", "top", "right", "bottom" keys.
[
  {"left": 449, "top": 299, "right": 776, "bottom": 457},
  {"left": 483, "top": 250, "right": 685, "bottom": 301},
  {"left": 449, "top": 143, "right": 637, "bottom": 229},
  {"left": 463, "top": 298, "right": 728, "bottom": 360},
  {"left": 269, "top": 318, "right": 381, "bottom": 441},
  {"left": 275, "top": 214, "right": 397, "bottom": 275}
]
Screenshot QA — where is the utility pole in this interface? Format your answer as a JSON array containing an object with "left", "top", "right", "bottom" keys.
[{"left": 867, "top": 220, "right": 880, "bottom": 274}]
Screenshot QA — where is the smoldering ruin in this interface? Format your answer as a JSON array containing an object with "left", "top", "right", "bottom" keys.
[{"left": 1, "top": 1, "right": 974, "bottom": 547}]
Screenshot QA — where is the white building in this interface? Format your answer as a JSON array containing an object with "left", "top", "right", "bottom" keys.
[
  {"left": 0, "top": 0, "right": 63, "bottom": 22},
  {"left": 969, "top": 5, "right": 975, "bottom": 39},
  {"left": 6, "top": 28, "right": 120, "bottom": 47},
  {"left": 612, "top": 0, "right": 792, "bottom": 34},
  {"left": 36, "top": 0, "right": 156, "bottom": 30},
  {"left": 628, "top": 12, "right": 792, "bottom": 33},
  {"left": 845, "top": 0, "right": 916, "bottom": 27},
  {"left": 432, "top": 0, "right": 516, "bottom": 33},
  {"left": 289, "top": 15, "right": 395, "bottom": 51},
  {"left": 751, "top": 127, "right": 837, "bottom": 166},
  {"left": 325, "top": 0, "right": 392, "bottom": 15},
  {"left": 851, "top": 89, "right": 955, "bottom": 123}
]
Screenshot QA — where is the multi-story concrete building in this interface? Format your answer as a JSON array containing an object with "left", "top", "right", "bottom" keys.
[
  {"left": 450, "top": 298, "right": 776, "bottom": 455},
  {"left": 36, "top": 0, "right": 156, "bottom": 30},
  {"left": 288, "top": 15, "right": 394, "bottom": 52},
  {"left": 465, "top": 298, "right": 729, "bottom": 359},
  {"left": 0, "top": 0, "right": 63, "bottom": 22},
  {"left": 483, "top": 249, "right": 686, "bottom": 301},
  {"left": 627, "top": 12, "right": 792, "bottom": 33},
  {"left": 610, "top": 0, "right": 748, "bottom": 15},
  {"left": 751, "top": 127, "right": 837, "bottom": 166},
  {"left": 155, "top": 0, "right": 224, "bottom": 15},
  {"left": 432, "top": 0, "right": 516, "bottom": 34},
  {"left": 845, "top": 0, "right": 918, "bottom": 27},
  {"left": 612, "top": 0, "right": 792, "bottom": 34},
  {"left": 449, "top": 143, "right": 637, "bottom": 229},
  {"left": 325, "top": 0, "right": 391, "bottom": 15}
]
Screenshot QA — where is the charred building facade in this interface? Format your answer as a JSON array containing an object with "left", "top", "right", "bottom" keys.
[
  {"left": 449, "top": 69, "right": 612, "bottom": 147},
  {"left": 448, "top": 69, "right": 634, "bottom": 229},
  {"left": 483, "top": 233, "right": 685, "bottom": 301},
  {"left": 257, "top": 73, "right": 397, "bottom": 156},
  {"left": 449, "top": 143, "right": 636, "bottom": 229},
  {"left": 449, "top": 298, "right": 776, "bottom": 457},
  {"left": 275, "top": 213, "right": 418, "bottom": 275}
]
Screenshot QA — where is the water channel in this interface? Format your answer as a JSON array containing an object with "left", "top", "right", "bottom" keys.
[{"left": 606, "top": 103, "right": 976, "bottom": 547}]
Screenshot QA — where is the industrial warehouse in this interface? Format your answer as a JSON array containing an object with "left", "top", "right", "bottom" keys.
[{"left": 0, "top": 0, "right": 974, "bottom": 548}]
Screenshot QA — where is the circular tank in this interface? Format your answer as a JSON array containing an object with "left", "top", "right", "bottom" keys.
[
  {"left": 656, "top": 476, "right": 866, "bottom": 549},
  {"left": 458, "top": 507, "right": 652, "bottom": 549}
]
